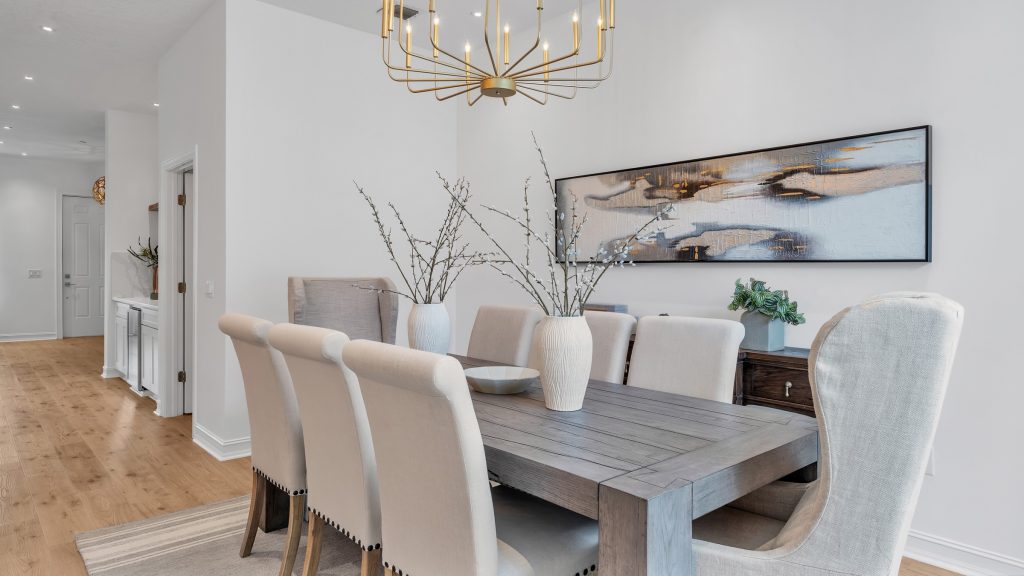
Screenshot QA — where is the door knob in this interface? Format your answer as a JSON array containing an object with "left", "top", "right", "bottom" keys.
[{"left": 64, "top": 281, "right": 73, "bottom": 287}]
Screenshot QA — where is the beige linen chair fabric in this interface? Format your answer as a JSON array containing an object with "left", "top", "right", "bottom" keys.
[
  {"left": 626, "top": 315, "right": 744, "bottom": 402},
  {"left": 288, "top": 277, "right": 399, "bottom": 344},
  {"left": 344, "top": 340, "right": 598, "bottom": 576},
  {"left": 467, "top": 305, "right": 543, "bottom": 366},
  {"left": 268, "top": 323, "right": 382, "bottom": 575},
  {"left": 691, "top": 292, "right": 964, "bottom": 576},
  {"left": 219, "top": 313, "right": 306, "bottom": 576},
  {"left": 584, "top": 310, "right": 636, "bottom": 384}
]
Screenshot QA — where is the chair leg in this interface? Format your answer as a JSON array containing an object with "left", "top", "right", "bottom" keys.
[
  {"left": 301, "top": 514, "right": 324, "bottom": 576},
  {"left": 278, "top": 494, "right": 305, "bottom": 576},
  {"left": 240, "top": 470, "right": 266, "bottom": 558},
  {"left": 361, "top": 548, "right": 382, "bottom": 576}
]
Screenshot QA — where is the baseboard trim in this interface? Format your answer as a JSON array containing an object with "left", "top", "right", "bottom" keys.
[
  {"left": 101, "top": 366, "right": 123, "bottom": 379},
  {"left": 905, "top": 530, "right": 1024, "bottom": 576},
  {"left": 192, "top": 423, "right": 251, "bottom": 462},
  {"left": 0, "top": 332, "right": 57, "bottom": 342}
]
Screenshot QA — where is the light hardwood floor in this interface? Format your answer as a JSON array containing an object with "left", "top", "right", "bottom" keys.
[{"left": 0, "top": 337, "right": 959, "bottom": 575}]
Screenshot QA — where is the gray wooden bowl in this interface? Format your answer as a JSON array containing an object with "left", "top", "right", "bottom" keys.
[{"left": 464, "top": 366, "right": 539, "bottom": 395}]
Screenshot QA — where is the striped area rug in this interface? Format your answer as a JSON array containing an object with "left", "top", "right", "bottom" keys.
[{"left": 75, "top": 497, "right": 364, "bottom": 575}]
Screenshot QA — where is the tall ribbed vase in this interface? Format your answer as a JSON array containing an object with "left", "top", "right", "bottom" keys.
[
  {"left": 407, "top": 303, "right": 451, "bottom": 354},
  {"left": 534, "top": 315, "right": 593, "bottom": 411}
]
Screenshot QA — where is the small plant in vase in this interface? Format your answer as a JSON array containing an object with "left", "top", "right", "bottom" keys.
[
  {"left": 128, "top": 237, "right": 159, "bottom": 300},
  {"left": 355, "top": 179, "right": 480, "bottom": 354},
  {"left": 448, "top": 134, "right": 668, "bottom": 411},
  {"left": 728, "top": 278, "right": 806, "bottom": 351}
]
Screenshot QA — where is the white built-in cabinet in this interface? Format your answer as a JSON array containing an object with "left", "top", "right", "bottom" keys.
[
  {"left": 114, "top": 303, "right": 129, "bottom": 375},
  {"left": 112, "top": 297, "right": 159, "bottom": 400},
  {"left": 141, "top": 309, "right": 159, "bottom": 394}
]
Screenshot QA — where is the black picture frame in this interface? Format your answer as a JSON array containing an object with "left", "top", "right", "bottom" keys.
[{"left": 554, "top": 125, "right": 932, "bottom": 263}]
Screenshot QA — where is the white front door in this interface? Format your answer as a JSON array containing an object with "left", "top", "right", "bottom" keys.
[{"left": 62, "top": 196, "right": 105, "bottom": 337}]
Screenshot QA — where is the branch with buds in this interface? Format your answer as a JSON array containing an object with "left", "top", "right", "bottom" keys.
[
  {"left": 354, "top": 178, "right": 481, "bottom": 304},
  {"left": 446, "top": 133, "right": 669, "bottom": 317}
]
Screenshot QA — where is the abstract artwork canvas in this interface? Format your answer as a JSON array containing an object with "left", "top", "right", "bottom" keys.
[{"left": 555, "top": 126, "right": 931, "bottom": 262}]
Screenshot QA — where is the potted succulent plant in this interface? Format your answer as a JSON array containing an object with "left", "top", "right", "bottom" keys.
[
  {"left": 728, "top": 278, "right": 806, "bottom": 351},
  {"left": 448, "top": 135, "right": 668, "bottom": 411},
  {"left": 128, "top": 237, "right": 159, "bottom": 300}
]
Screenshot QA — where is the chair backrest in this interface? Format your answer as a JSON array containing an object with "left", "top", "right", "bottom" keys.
[
  {"left": 268, "top": 323, "right": 381, "bottom": 549},
  {"left": 768, "top": 293, "right": 963, "bottom": 575},
  {"left": 288, "top": 277, "right": 399, "bottom": 344},
  {"left": 467, "top": 305, "right": 543, "bottom": 366},
  {"left": 344, "top": 340, "right": 497, "bottom": 576},
  {"left": 625, "top": 316, "right": 744, "bottom": 402},
  {"left": 585, "top": 311, "right": 637, "bottom": 384},
  {"left": 218, "top": 313, "right": 305, "bottom": 493}
]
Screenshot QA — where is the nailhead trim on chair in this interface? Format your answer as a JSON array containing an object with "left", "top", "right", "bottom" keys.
[
  {"left": 381, "top": 559, "right": 597, "bottom": 574},
  {"left": 253, "top": 466, "right": 307, "bottom": 496},
  {"left": 307, "top": 506, "right": 382, "bottom": 552}
]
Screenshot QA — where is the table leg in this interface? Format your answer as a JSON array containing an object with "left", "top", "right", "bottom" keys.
[
  {"left": 259, "top": 481, "right": 290, "bottom": 533},
  {"left": 599, "top": 478, "right": 693, "bottom": 576}
]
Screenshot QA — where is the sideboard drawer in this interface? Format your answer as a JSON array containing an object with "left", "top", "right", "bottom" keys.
[{"left": 746, "top": 365, "right": 812, "bottom": 406}]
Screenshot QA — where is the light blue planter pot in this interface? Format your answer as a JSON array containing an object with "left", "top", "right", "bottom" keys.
[{"left": 740, "top": 311, "right": 785, "bottom": 351}]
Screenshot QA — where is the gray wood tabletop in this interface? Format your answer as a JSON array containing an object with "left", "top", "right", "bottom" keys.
[{"left": 454, "top": 355, "right": 819, "bottom": 576}]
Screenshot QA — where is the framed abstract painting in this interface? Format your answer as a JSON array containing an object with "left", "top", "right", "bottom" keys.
[{"left": 555, "top": 126, "right": 931, "bottom": 262}]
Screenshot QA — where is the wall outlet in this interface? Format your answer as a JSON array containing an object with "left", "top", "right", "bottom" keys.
[
  {"left": 28, "top": 269, "right": 42, "bottom": 279},
  {"left": 925, "top": 448, "right": 935, "bottom": 476}
]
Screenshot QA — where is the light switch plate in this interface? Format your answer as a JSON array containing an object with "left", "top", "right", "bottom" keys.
[
  {"left": 205, "top": 280, "right": 215, "bottom": 297},
  {"left": 28, "top": 269, "right": 42, "bottom": 279}
]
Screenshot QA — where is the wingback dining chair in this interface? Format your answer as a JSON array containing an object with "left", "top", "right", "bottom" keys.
[
  {"left": 466, "top": 305, "right": 543, "bottom": 366},
  {"left": 288, "top": 277, "right": 399, "bottom": 344},
  {"left": 690, "top": 293, "right": 964, "bottom": 576},
  {"left": 218, "top": 314, "right": 306, "bottom": 576},
  {"left": 268, "top": 323, "right": 382, "bottom": 576},
  {"left": 626, "top": 315, "right": 745, "bottom": 402},
  {"left": 344, "top": 340, "right": 599, "bottom": 576},
  {"left": 585, "top": 310, "right": 637, "bottom": 384}
]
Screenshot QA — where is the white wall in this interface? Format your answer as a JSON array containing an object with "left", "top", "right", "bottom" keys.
[
  {"left": 103, "top": 110, "right": 159, "bottom": 374},
  {"left": 158, "top": 0, "right": 229, "bottom": 435},
  {"left": 0, "top": 156, "right": 103, "bottom": 340},
  {"left": 456, "top": 0, "right": 1024, "bottom": 571},
  {"left": 157, "top": 0, "right": 456, "bottom": 457}
]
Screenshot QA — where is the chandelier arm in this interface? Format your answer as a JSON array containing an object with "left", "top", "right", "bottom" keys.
[
  {"left": 516, "top": 86, "right": 548, "bottom": 105},
  {"left": 519, "top": 83, "right": 579, "bottom": 100},
  {"left": 404, "top": 81, "right": 476, "bottom": 94},
  {"left": 501, "top": 9, "right": 543, "bottom": 77},
  {"left": 386, "top": 33, "right": 491, "bottom": 79},
  {"left": 467, "top": 91, "right": 483, "bottom": 106},
  {"left": 506, "top": 0, "right": 585, "bottom": 79},
  {"left": 435, "top": 85, "right": 480, "bottom": 102},
  {"left": 519, "top": 80, "right": 603, "bottom": 88},
  {"left": 511, "top": 32, "right": 610, "bottom": 80},
  {"left": 426, "top": 28, "right": 497, "bottom": 78},
  {"left": 383, "top": 36, "right": 486, "bottom": 80}
]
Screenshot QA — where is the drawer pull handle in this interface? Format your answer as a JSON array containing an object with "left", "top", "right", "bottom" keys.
[{"left": 784, "top": 381, "right": 793, "bottom": 398}]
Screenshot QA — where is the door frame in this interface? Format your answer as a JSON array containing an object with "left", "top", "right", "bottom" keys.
[
  {"left": 157, "top": 150, "right": 197, "bottom": 417},
  {"left": 55, "top": 193, "right": 97, "bottom": 340}
]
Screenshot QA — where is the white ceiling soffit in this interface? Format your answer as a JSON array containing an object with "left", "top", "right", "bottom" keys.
[{"left": 0, "top": 0, "right": 217, "bottom": 162}]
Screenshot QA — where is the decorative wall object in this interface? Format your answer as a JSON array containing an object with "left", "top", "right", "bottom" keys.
[
  {"left": 555, "top": 126, "right": 931, "bottom": 262},
  {"left": 92, "top": 176, "right": 105, "bottom": 205}
]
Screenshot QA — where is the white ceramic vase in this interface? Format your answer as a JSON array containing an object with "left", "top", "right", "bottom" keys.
[
  {"left": 533, "top": 315, "right": 593, "bottom": 412},
  {"left": 407, "top": 303, "right": 451, "bottom": 354}
]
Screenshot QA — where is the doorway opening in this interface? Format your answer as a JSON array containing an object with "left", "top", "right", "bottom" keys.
[{"left": 60, "top": 195, "right": 105, "bottom": 338}]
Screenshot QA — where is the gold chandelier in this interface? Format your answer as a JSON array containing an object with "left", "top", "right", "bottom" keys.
[{"left": 380, "top": 0, "right": 615, "bottom": 105}]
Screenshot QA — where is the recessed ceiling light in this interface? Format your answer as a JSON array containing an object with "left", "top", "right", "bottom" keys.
[
  {"left": 41, "top": 25, "right": 54, "bottom": 32},
  {"left": 472, "top": 11, "right": 482, "bottom": 17},
  {"left": 0, "top": 141, "right": 4, "bottom": 145},
  {"left": 21, "top": 152, "right": 28, "bottom": 157},
  {"left": 11, "top": 105, "right": 20, "bottom": 110},
  {"left": 153, "top": 102, "right": 160, "bottom": 108},
  {"left": 24, "top": 75, "right": 34, "bottom": 81},
  {"left": 2, "top": 126, "right": 10, "bottom": 130}
]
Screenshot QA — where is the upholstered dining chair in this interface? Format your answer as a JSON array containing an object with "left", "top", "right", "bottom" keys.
[
  {"left": 626, "top": 315, "right": 745, "bottom": 402},
  {"left": 466, "top": 305, "right": 543, "bottom": 366},
  {"left": 218, "top": 314, "right": 306, "bottom": 576},
  {"left": 268, "top": 323, "right": 382, "bottom": 576},
  {"left": 288, "top": 277, "right": 399, "bottom": 344},
  {"left": 584, "top": 310, "right": 637, "bottom": 384},
  {"left": 690, "top": 293, "right": 964, "bottom": 576},
  {"left": 344, "top": 341, "right": 599, "bottom": 576}
]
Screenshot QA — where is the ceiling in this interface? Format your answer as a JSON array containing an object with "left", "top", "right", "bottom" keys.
[{"left": 0, "top": 0, "right": 217, "bottom": 162}]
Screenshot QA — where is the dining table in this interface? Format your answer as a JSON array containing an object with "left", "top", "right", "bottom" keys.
[
  {"left": 456, "top": 354, "right": 818, "bottom": 576},
  {"left": 260, "top": 353, "right": 819, "bottom": 576}
]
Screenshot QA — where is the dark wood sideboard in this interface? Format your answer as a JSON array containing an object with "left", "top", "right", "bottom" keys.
[{"left": 734, "top": 347, "right": 813, "bottom": 417}]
